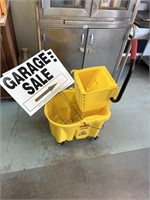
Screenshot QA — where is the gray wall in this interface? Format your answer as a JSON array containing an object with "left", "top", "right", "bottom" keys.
[{"left": 10, "top": 0, "right": 39, "bottom": 57}]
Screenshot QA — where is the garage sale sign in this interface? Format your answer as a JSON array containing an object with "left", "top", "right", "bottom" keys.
[{"left": 0, "top": 50, "right": 74, "bottom": 116}]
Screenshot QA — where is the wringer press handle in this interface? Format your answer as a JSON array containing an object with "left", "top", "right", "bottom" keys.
[{"left": 110, "top": 39, "right": 138, "bottom": 103}]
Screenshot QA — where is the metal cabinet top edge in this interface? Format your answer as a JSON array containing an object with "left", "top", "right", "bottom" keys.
[{"left": 36, "top": 0, "right": 140, "bottom": 23}]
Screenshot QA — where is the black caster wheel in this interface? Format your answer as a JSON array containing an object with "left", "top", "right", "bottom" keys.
[
  {"left": 57, "top": 141, "right": 66, "bottom": 146},
  {"left": 91, "top": 135, "right": 99, "bottom": 141}
]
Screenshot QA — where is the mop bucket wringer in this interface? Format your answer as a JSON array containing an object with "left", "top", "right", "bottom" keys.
[
  {"left": 71, "top": 66, "right": 119, "bottom": 113},
  {"left": 44, "top": 39, "right": 138, "bottom": 144}
]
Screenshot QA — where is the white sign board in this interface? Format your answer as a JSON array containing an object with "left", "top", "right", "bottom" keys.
[{"left": 0, "top": 50, "right": 74, "bottom": 116}]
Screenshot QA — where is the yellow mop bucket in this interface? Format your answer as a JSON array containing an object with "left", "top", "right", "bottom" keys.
[
  {"left": 72, "top": 66, "right": 119, "bottom": 112},
  {"left": 44, "top": 39, "right": 138, "bottom": 145},
  {"left": 44, "top": 88, "right": 111, "bottom": 144}
]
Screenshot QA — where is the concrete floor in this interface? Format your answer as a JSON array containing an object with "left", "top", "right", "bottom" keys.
[{"left": 0, "top": 63, "right": 150, "bottom": 199}]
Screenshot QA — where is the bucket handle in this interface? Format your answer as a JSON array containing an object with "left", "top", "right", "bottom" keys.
[
  {"left": 83, "top": 122, "right": 104, "bottom": 131},
  {"left": 110, "top": 39, "right": 138, "bottom": 103}
]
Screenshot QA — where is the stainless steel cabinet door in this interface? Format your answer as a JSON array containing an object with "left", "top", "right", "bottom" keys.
[
  {"left": 91, "top": 0, "right": 138, "bottom": 19},
  {"left": 42, "top": 0, "right": 92, "bottom": 17},
  {"left": 44, "top": 28, "right": 87, "bottom": 72},
  {"left": 83, "top": 28, "right": 126, "bottom": 74}
]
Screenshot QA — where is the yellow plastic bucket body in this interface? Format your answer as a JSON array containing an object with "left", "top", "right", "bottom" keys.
[
  {"left": 44, "top": 88, "right": 111, "bottom": 143},
  {"left": 72, "top": 66, "right": 119, "bottom": 112}
]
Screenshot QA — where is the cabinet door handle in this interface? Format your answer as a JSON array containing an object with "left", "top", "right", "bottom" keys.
[
  {"left": 89, "top": 34, "right": 94, "bottom": 45},
  {"left": 81, "top": 34, "right": 85, "bottom": 46}
]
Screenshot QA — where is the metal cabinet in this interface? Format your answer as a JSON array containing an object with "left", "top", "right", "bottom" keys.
[
  {"left": 43, "top": 27, "right": 127, "bottom": 73},
  {"left": 37, "top": 0, "right": 141, "bottom": 78}
]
